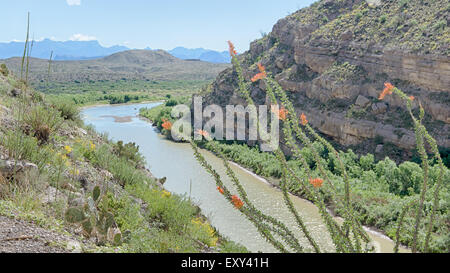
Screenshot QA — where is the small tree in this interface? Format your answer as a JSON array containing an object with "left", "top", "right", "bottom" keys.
[{"left": 0, "top": 64, "right": 9, "bottom": 76}]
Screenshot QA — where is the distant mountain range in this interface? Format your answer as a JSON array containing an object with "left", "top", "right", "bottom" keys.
[
  {"left": 0, "top": 39, "right": 128, "bottom": 61},
  {"left": 167, "top": 47, "right": 231, "bottom": 63},
  {"left": 0, "top": 39, "right": 231, "bottom": 63},
  {"left": 1, "top": 50, "right": 231, "bottom": 84}
]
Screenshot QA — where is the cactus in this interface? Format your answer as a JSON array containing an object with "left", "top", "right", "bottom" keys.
[
  {"left": 96, "top": 211, "right": 115, "bottom": 235},
  {"left": 83, "top": 203, "right": 90, "bottom": 214},
  {"left": 93, "top": 185, "right": 101, "bottom": 202},
  {"left": 104, "top": 212, "right": 115, "bottom": 231},
  {"left": 113, "top": 233, "right": 122, "bottom": 246},
  {"left": 107, "top": 227, "right": 122, "bottom": 246},
  {"left": 81, "top": 218, "right": 93, "bottom": 236},
  {"left": 65, "top": 187, "right": 121, "bottom": 245}
]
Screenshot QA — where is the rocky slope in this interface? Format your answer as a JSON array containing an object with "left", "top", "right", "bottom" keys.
[
  {"left": 204, "top": 0, "right": 449, "bottom": 160},
  {"left": 0, "top": 72, "right": 241, "bottom": 253},
  {"left": 0, "top": 215, "right": 82, "bottom": 253}
]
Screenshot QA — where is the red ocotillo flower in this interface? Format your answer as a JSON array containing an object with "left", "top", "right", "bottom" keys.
[
  {"left": 228, "top": 41, "right": 237, "bottom": 56},
  {"left": 271, "top": 105, "right": 288, "bottom": 121},
  {"left": 409, "top": 96, "right": 415, "bottom": 101},
  {"left": 231, "top": 195, "right": 244, "bottom": 209},
  {"left": 251, "top": 73, "right": 265, "bottom": 82},
  {"left": 217, "top": 186, "right": 225, "bottom": 195},
  {"left": 309, "top": 178, "right": 324, "bottom": 188},
  {"left": 279, "top": 107, "right": 288, "bottom": 121},
  {"left": 257, "top": 63, "right": 266, "bottom": 73},
  {"left": 197, "top": 129, "right": 210, "bottom": 138},
  {"left": 300, "top": 113, "right": 308, "bottom": 126},
  {"left": 251, "top": 63, "right": 267, "bottom": 82},
  {"left": 379, "top": 82, "right": 395, "bottom": 100},
  {"left": 161, "top": 119, "right": 172, "bottom": 130}
]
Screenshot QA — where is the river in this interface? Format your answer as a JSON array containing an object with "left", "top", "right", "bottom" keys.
[{"left": 81, "top": 102, "right": 408, "bottom": 253}]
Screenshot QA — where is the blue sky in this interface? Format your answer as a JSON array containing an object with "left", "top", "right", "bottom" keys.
[{"left": 1, "top": 0, "right": 316, "bottom": 52}]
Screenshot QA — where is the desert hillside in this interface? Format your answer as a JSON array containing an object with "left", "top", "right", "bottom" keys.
[
  {"left": 1, "top": 49, "right": 230, "bottom": 84},
  {"left": 204, "top": 0, "right": 449, "bottom": 161},
  {"left": 0, "top": 70, "right": 242, "bottom": 253}
]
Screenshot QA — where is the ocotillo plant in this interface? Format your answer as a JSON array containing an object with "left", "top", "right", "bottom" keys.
[
  {"left": 187, "top": 41, "right": 445, "bottom": 253},
  {"left": 378, "top": 84, "right": 445, "bottom": 253},
  {"left": 47, "top": 50, "right": 53, "bottom": 86},
  {"left": 25, "top": 36, "right": 34, "bottom": 86},
  {"left": 20, "top": 12, "right": 30, "bottom": 83}
]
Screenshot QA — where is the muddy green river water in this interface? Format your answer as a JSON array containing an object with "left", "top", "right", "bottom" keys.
[{"left": 82, "top": 102, "right": 408, "bottom": 253}]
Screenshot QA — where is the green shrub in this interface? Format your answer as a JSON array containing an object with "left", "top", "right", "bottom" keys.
[
  {"left": 93, "top": 144, "right": 152, "bottom": 186},
  {"left": 30, "top": 91, "right": 44, "bottom": 103},
  {"left": 0, "top": 130, "right": 53, "bottom": 171},
  {"left": 0, "top": 129, "right": 39, "bottom": 161},
  {"left": 22, "top": 105, "right": 63, "bottom": 143},
  {"left": 140, "top": 105, "right": 173, "bottom": 130},
  {"left": 165, "top": 99, "right": 178, "bottom": 107},
  {"left": 360, "top": 154, "right": 375, "bottom": 171},
  {"left": 51, "top": 100, "right": 80, "bottom": 122},
  {"left": 126, "top": 181, "right": 197, "bottom": 234},
  {"left": 389, "top": 161, "right": 424, "bottom": 196},
  {"left": 0, "top": 64, "right": 9, "bottom": 76},
  {"left": 112, "top": 141, "right": 145, "bottom": 168},
  {"left": 433, "top": 20, "right": 446, "bottom": 31}
]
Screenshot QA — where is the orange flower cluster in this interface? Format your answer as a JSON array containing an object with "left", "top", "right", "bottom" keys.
[
  {"left": 271, "top": 105, "right": 288, "bottom": 121},
  {"left": 217, "top": 186, "right": 224, "bottom": 195},
  {"left": 257, "top": 63, "right": 265, "bottom": 73},
  {"left": 231, "top": 195, "right": 244, "bottom": 209},
  {"left": 197, "top": 129, "right": 209, "bottom": 138},
  {"left": 161, "top": 119, "right": 172, "bottom": 130},
  {"left": 228, "top": 41, "right": 237, "bottom": 56},
  {"left": 279, "top": 107, "right": 288, "bottom": 121},
  {"left": 409, "top": 96, "right": 415, "bottom": 101},
  {"left": 300, "top": 113, "right": 308, "bottom": 126},
  {"left": 309, "top": 178, "right": 324, "bottom": 188},
  {"left": 379, "top": 82, "right": 395, "bottom": 100},
  {"left": 251, "top": 63, "right": 267, "bottom": 82}
]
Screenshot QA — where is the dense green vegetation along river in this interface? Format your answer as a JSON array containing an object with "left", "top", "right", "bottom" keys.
[{"left": 82, "top": 102, "right": 408, "bottom": 253}]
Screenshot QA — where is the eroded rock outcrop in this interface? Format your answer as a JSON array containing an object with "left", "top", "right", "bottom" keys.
[{"left": 204, "top": 0, "right": 449, "bottom": 158}]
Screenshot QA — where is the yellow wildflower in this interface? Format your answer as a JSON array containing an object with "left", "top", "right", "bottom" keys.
[
  {"left": 162, "top": 190, "right": 171, "bottom": 198},
  {"left": 58, "top": 153, "right": 68, "bottom": 161},
  {"left": 64, "top": 145, "right": 72, "bottom": 154},
  {"left": 191, "top": 217, "right": 218, "bottom": 247}
]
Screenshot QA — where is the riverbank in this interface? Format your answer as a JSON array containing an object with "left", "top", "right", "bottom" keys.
[
  {"left": 199, "top": 141, "right": 419, "bottom": 252},
  {"left": 138, "top": 100, "right": 449, "bottom": 253},
  {"left": 137, "top": 109, "right": 413, "bottom": 253},
  {"left": 229, "top": 161, "right": 409, "bottom": 252},
  {"left": 0, "top": 74, "right": 247, "bottom": 253},
  {"left": 79, "top": 99, "right": 164, "bottom": 111}
]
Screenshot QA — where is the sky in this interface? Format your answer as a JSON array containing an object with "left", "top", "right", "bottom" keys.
[{"left": 0, "top": 0, "right": 317, "bottom": 52}]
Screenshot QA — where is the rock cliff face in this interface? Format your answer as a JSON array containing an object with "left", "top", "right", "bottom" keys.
[{"left": 204, "top": 0, "right": 449, "bottom": 159}]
